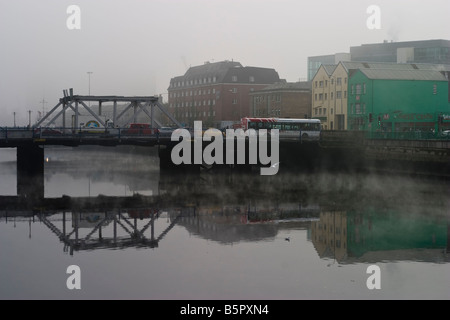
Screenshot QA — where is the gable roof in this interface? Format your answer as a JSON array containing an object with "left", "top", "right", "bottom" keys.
[
  {"left": 339, "top": 61, "right": 450, "bottom": 73},
  {"left": 358, "top": 69, "right": 447, "bottom": 81}
]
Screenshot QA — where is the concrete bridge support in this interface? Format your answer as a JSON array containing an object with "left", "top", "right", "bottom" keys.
[{"left": 17, "top": 144, "right": 44, "bottom": 200}]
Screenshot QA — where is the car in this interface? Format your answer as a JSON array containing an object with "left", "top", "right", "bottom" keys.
[
  {"left": 441, "top": 130, "right": 450, "bottom": 136},
  {"left": 122, "top": 123, "right": 155, "bottom": 135},
  {"left": 34, "top": 128, "right": 63, "bottom": 136}
]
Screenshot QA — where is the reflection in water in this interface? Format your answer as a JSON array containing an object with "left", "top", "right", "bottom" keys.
[
  {"left": 0, "top": 146, "right": 449, "bottom": 299},
  {"left": 311, "top": 210, "right": 449, "bottom": 264},
  {"left": 2, "top": 196, "right": 448, "bottom": 264}
]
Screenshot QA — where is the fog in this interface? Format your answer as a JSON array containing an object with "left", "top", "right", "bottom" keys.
[{"left": 0, "top": 0, "right": 449, "bottom": 126}]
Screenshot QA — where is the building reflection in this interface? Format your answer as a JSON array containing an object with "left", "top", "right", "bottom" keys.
[
  {"left": 1, "top": 187, "right": 449, "bottom": 261},
  {"left": 311, "top": 209, "right": 450, "bottom": 264}
]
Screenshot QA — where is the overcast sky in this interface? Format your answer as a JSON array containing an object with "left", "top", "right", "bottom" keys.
[{"left": 0, "top": 0, "right": 449, "bottom": 126}]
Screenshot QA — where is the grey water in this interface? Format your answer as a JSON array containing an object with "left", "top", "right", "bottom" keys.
[{"left": 0, "top": 146, "right": 449, "bottom": 300}]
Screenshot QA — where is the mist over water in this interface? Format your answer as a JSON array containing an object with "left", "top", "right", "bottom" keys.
[{"left": 0, "top": 146, "right": 449, "bottom": 300}]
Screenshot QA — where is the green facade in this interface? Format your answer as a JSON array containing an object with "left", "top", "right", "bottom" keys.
[
  {"left": 348, "top": 70, "right": 450, "bottom": 136},
  {"left": 346, "top": 210, "right": 447, "bottom": 258}
]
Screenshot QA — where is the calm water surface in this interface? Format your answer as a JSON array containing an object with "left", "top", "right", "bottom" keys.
[{"left": 0, "top": 146, "right": 449, "bottom": 300}]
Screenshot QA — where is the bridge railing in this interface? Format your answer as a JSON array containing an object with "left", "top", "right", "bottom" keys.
[
  {"left": 0, "top": 126, "right": 165, "bottom": 141},
  {"left": 367, "top": 131, "right": 450, "bottom": 140}
]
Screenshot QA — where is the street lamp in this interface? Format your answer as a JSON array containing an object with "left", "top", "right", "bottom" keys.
[{"left": 87, "top": 71, "right": 93, "bottom": 106}]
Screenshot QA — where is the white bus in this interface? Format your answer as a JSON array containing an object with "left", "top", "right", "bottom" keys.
[{"left": 240, "top": 117, "right": 321, "bottom": 141}]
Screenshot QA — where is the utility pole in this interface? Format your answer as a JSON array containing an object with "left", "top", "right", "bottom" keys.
[
  {"left": 40, "top": 98, "right": 47, "bottom": 115},
  {"left": 87, "top": 71, "right": 93, "bottom": 106}
]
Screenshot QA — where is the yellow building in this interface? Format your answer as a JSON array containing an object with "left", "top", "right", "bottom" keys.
[
  {"left": 311, "top": 64, "right": 349, "bottom": 130},
  {"left": 311, "top": 65, "right": 336, "bottom": 130},
  {"left": 311, "top": 211, "right": 348, "bottom": 263}
]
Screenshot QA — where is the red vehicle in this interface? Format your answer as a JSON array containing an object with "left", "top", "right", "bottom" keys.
[{"left": 122, "top": 123, "right": 156, "bottom": 135}]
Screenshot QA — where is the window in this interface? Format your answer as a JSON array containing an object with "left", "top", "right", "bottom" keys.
[
  {"left": 319, "top": 81, "right": 324, "bottom": 88},
  {"left": 232, "top": 99, "right": 237, "bottom": 104},
  {"left": 351, "top": 84, "right": 355, "bottom": 95},
  {"left": 319, "top": 93, "right": 323, "bottom": 101},
  {"left": 355, "top": 103, "right": 361, "bottom": 114},
  {"left": 232, "top": 76, "right": 237, "bottom": 82},
  {"left": 231, "top": 88, "right": 237, "bottom": 93},
  {"left": 315, "top": 94, "right": 317, "bottom": 101},
  {"left": 315, "top": 81, "right": 317, "bottom": 88},
  {"left": 331, "top": 108, "right": 334, "bottom": 115},
  {"left": 249, "top": 76, "right": 255, "bottom": 82},
  {"left": 344, "top": 91, "right": 347, "bottom": 98},
  {"left": 363, "top": 83, "right": 366, "bottom": 94},
  {"left": 336, "top": 91, "right": 342, "bottom": 99},
  {"left": 331, "top": 78, "right": 334, "bottom": 85},
  {"left": 356, "top": 84, "right": 362, "bottom": 95},
  {"left": 337, "top": 77, "right": 342, "bottom": 86},
  {"left": 325, "top": 93, "right": 327, "bottom": 100},
  {"left": 325, "top": 80, "right": 328, "bottom": 87},
  {"left": 331, "top": 92, "right": 334, "bottom": 99}
]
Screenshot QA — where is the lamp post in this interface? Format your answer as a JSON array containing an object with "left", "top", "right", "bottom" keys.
[
  {"left": 87, "top": 71, "right": 93, "bottom": 106},
  {"left": 28, "top": 110, "right": 32, "bottom": 128},
  {"left": 13, "top": 112, "right": 16, "bottom": 127}
]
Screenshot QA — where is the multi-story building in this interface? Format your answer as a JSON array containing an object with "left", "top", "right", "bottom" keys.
[
  {"left": 167, "top": 60, "right": 281, "bottom": 128},
  {"left": 350, "top": 39, "right": 450, "bottom": 64},
  {"left": 348, "top": 68, "right": 450, "bottom": 134},
  {"left": 249, "top": 81, "right": 311, "bottom": 119},
  {"left": 312, "top": 61, "right": 450, "bottom": 131},
  {"left": 311, "top": 64, "right": 339, "bottom": 130}
]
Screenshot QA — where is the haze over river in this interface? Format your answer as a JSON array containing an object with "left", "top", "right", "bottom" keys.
[{"left": 0, "top": 146, "right": 449, "bottom": 300}]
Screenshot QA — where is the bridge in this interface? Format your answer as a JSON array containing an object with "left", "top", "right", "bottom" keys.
[{"left": 2, "top": 90, "right": 450, "bottom": 201}]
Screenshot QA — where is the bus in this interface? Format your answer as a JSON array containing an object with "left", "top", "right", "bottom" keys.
[{"left": 240, "top": 117, "right": 322, "bottom": 141}]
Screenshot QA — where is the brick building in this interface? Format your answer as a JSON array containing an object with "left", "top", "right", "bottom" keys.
[
  {"left": 249, "top": 82, "right": 312, "bottom": 119},
  {"left": 167, "top": 60, "right": 281, "bottom": 128}
]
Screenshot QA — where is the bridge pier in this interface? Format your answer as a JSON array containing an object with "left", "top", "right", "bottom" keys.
[{"left": 17, "top": 144, "right": 44, "bottom": 200}]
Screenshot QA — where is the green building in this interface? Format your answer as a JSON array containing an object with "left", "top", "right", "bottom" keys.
[{"left": 347, "top": 69, "right": 450, "bottom": 136}]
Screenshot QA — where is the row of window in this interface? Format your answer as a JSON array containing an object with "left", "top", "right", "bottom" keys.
[
  {"left": 170, "top": 88, "right": 217, "bottom": 98},
  {"left": 170, "top": 75, "right": 256, "bottom": 88},
  {"left": 253, "top": 109, "right": 281, "bottom": 117},
  {"left": 314, "top": 91, "right": 346, "bottom": 101},
  {"left": 315, "top": 77, "right": 347, "bottom": 88},
  {"left": 175, "top": 111, "right": 216, "bottom": 118},
  {"left": 351, "top": 83, "right": 367, "bottom": 95},
  {"left": 314, "top": 103, "right": 367, "bottom": 115},
  {"left": 314, "top": 107, "right": 334, "bottom": 116},
  {"left": 253, "top": 95, "right": 281, "bottom": 103},
  {"left": 170, "top": 100, "right": 216, "bottom": 108},
  {"left": 351, "top": 103, "right": 366, "bottom": 115},
  {"left": 171, "top": 77, "right": 218, "bottom": 88}
]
